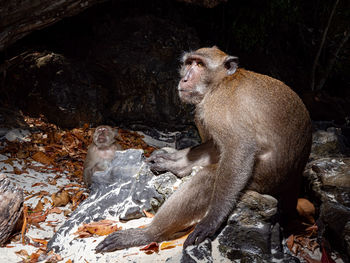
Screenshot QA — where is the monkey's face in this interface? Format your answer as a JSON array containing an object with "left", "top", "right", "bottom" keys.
[
  {"left": 93, "top": 126, "right": 115, "bottom": 149},
  {"left": 178, "top": 47, "right": 239, "bottom": 105}
]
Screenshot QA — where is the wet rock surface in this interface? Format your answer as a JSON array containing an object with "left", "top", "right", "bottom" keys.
[{"left": 304, "top": 157, "right": 350, "bottom": 261}]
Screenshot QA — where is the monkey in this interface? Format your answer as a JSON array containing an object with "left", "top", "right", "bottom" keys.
[
  {"left": 95, "top": 46, "right": 312, "bottom": 253},
  {"left": 83, "top": 125, "right": 122, "bottom": 187}
]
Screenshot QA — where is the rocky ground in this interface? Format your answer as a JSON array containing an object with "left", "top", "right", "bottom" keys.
[{"left": 0, "top": 115, "right": 349, "bottom": 262}]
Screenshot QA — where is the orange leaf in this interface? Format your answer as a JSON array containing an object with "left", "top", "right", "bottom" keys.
[
  {"left": 286, "top": 235, "right": 295, "bottom": 252},
  {"left": 21, "top": 205, "right": 28, "bottom": 244},
  {"left": 49, "top": 207, "right": 63, "bottom": 214},
  {"left": 32, "top": 151, "right": 54, "bottom": 165},
  {"left": 28, "top": 210, "right": 48, "bottom": 225},
  {"left": 75, "top": 220, "right": 121, "bottom": 237},
  {"left": 140, "top": 242, "right": 159, "bottom": 254},
  {"left": 31, "top": 238, "right": 48, "bottom": 246},
  {"left": 33, "top": 200, "right": 44, "bottom": 213},
  {"left": 84, "top": 224, "right": 121, "bottom": 236},
  {"left": 160, "top": 241, "right": 177, "bottom": 250},
  {"left": 15, "top": 249, "right": 29, "bottom": 257},
  {"left": 143, "top": 209, "right": 154, "bottom": 218},
  {"left": 31, "top": 182, "right": 48, "bottom": 187}
]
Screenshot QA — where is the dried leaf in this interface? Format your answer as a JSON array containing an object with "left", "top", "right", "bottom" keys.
[
  {"left": 84, "top": 224, "right": 121, "bottom": 236},
  {"left": 143, "top": 209, "right": 155, "bottom": 218},
  {"left": 286, "top": 235, "right": 295, "bottom": 252},
  {"left": 32, "top": 151, "right": 53, "bottom": 165},
  {"left": 33, "top": 200, "right": 44, "bottom": 213},
  {"left": 51, "top": 190, "right": 70, "bottom": 207},
  {"left": 15, "top": 249, "right": 29, "bottom": 257},
  {"left": 49, "top": 207, "right": 62, "bottom": 214},
  {"left": 140, "top": 242, "right": 159, "bottom": 254},
  {"left": 160, "top": 241, "right": 177, "bottom": 250},
  {"left": 31, "top": 238, "right": 48, "bottom": 246},
  {"left": 21, "top": 205, "right": 28, "bottom": 244},
  {"left": 28, "top": 210, "right": 48, "bottom": 226},
  {"left": 48, "top": 177, "right": 57, "bottom": 185},
  {"left": 31, "top": 182, "right": 48, "bottom": 187},
  {"left": 75, "top": 220, "right": 121, "bottom": 237}
]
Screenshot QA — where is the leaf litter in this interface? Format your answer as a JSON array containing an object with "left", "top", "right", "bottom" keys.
[{"left": 0, "top": 115, "right": 158, "bottom": 262}]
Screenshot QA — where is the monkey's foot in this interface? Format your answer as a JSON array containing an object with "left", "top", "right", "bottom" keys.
[
  {"left": 95, "top": 228, "right": 152, "bottom": 253},
  {"left": 183, "top": 219, "right": 218, "bottom": 249}
]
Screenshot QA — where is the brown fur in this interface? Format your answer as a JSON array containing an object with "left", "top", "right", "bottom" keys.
[{"left": 96, "top": 46, "right": 312, "bottom": 252}]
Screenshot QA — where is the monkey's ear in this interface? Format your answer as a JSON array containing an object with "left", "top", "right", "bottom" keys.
[{"left": 224, "top": 56, "right": 239, "bottom": 75}]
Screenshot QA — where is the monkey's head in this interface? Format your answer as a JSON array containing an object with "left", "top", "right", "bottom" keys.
[
  {"left": 178, "top": 46, "right": 239, "bottom": 105},
  {"left": 93, "top": 125, "right": 116, "bottom": 149}
]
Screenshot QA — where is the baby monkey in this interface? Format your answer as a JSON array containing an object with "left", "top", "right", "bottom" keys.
[{"left": 83, "top": 125, "right": 122, "bottom": 187}]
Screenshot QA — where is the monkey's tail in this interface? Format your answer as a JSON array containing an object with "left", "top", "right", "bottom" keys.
[{"left": 95, "top": 228, "right": 155, "bottom": 253}]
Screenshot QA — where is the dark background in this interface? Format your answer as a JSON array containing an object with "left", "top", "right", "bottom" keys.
[{"left": 0, "top": 0, "right": 349, "bottom": 130}]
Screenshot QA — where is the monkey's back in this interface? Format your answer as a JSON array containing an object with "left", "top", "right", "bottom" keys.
[{"left": 201, "top": 68, "right": 312, "bottom": 195}]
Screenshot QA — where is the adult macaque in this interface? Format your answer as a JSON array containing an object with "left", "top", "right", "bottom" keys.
[
  {"left": 96, "top": 46, "right": 312, "bottom": 252},
  {"left": 83, "top": 125, "right": 122, "bottom": 187}
]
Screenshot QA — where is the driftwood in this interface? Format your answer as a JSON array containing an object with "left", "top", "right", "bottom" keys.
[
  {"left": 0, "top": 0, "right": 106, "bottom": 51},
  {"left": 0, "top": 174, "right": 23, "bottom": 245}
]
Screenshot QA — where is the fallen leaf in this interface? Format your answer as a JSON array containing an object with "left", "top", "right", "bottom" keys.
[
  {"left": 143, "top": 209, "right": 155, "bottom": 218},
  {"left": 28, "top": 210, "right": 49, "bottom": 227},
  {"left": 33, "top": 200, "right": 44, "bottom": 213},
  {"left": 31, "top": 238, "right": 48, "bottom": 246},
  {"left": 48, "top": 177, "right": 57, "bottom": 185},
  {"left": 71, "top": 190, "right": 86, "bottom": 210},
  {"left": 75, "top": 220, "right": 122, "bottom": 237},
  {"left": 32, "top": 151, "right": 53, "bottom": 165},
  {"left": 31, "top": 182, "right": 48, "bottom": 187},
  {"left": 51, "top": 190, "right": 70, "bottom": 207},
  {"left": 85, "top": 224, "right": 121, "bottom": 236},
  {"left": 286, "top": 235, "right": 295, "bottom": 252},
  {"left": 15, "top": 249, "right": 29, "bottom": 257},
  {"left": 21, "top": 205, "right": 28, "bottom": 244},
  {"left": 49, "top": 207, "right": 62, "bottom": 214},
  {"left": 140, "top": 242, "right": 159, "bottom": 254},
  {"left": 160, "top": 241, "right": 177, "bottom": 250}
]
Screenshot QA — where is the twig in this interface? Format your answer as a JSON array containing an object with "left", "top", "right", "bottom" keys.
[{"left": 310, "top": 0, "right": 339, "bottom": 91}]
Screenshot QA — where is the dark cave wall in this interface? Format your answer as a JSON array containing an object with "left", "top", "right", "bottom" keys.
[{"left": 0, "top": 0, "right": 349, "bottom": 129}]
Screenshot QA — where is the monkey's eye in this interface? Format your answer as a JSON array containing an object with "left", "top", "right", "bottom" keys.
[
  {"left": 185, "top": 59, "right": 192, "bottom": 65},
  {"left": 197, "top": 61, "right": 204, "bottom": 67}
]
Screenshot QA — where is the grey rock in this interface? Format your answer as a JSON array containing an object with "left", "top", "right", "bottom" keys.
[
  {"left": 180, "top": 191, "right": 299, "bottom": 262},
  {"left": 181, "top": 239, "right": 213, "bottom": 263},
  {"left": 47, "top": 149, "right": 181, "bottom": 253},
  {"left": 218, "top": 191, "right": 277, "bottom": 260},
  {"left": 311, "top": 127, "right": 349, "bottom": 159},
  {"left": 303, "top": 157, "right": 350, "bottom": 260}
]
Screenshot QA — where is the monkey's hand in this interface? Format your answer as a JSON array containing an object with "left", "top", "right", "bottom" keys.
[
  {"left": 183, "top": 215, "right": 223, "bottom": 248},
  {"left": 96, "top": 228, "right": 151, "bottom": 253},
  {"left": 146, "top": 148, "right": 191, "bottom": 178}
]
